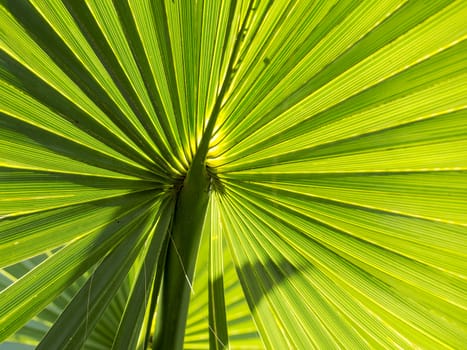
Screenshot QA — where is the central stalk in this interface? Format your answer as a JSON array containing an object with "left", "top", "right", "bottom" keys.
[
  {"left": 153, "top": 146, "right": 211, "bottom": 350},
  {"left": 153, "top": 97, "right": 220, "bottom": 348}
]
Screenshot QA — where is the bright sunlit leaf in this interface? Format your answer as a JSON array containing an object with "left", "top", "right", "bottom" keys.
[{"left": 1, "top": 1, "right": 466, "bottom": 349}]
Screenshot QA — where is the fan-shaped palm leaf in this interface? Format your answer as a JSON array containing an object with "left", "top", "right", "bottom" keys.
[{"left": 1, "top": 1, "right": 466, "bottom": 349}]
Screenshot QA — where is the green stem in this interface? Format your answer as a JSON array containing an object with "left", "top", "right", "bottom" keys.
[{"left": 153, "top": 147, "right": 210, "bottom": 350}]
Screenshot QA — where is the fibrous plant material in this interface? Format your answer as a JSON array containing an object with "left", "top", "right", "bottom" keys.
[{"left": 0, "top": 1, "right": 466, "bottom": 349}]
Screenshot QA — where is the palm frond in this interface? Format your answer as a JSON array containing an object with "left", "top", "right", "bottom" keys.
[{"left": 1, "top": 1, "right": 466, "bottom": 349}]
